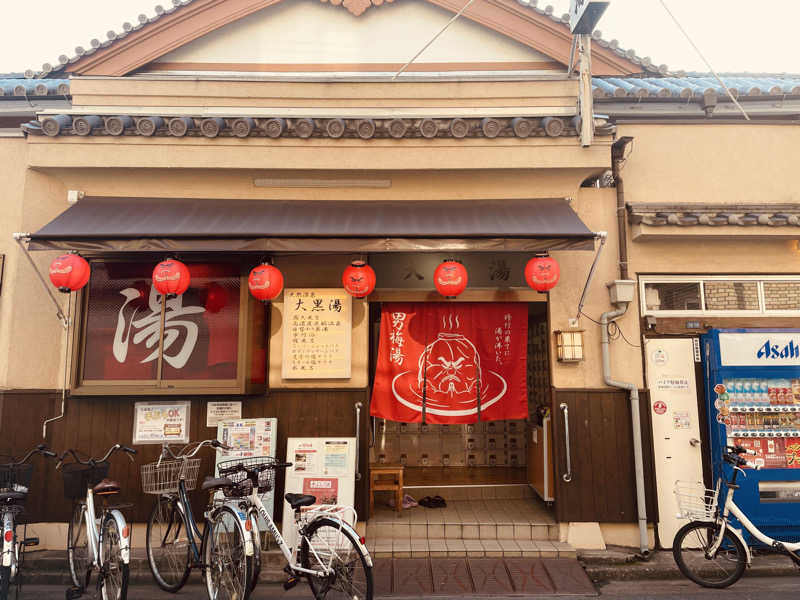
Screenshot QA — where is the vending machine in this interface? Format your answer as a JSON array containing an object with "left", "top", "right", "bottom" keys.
[{"left": 703, "top": 329, "right": 800, "bottom": 542}]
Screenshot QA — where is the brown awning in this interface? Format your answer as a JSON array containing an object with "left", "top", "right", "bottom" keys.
[{"left": 27, "top": 196, "right": 597, "bottom": 253}]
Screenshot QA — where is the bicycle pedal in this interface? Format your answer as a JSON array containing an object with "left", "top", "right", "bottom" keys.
[
  {"left": 283, "top": 564, "right": 293, "bottom": 575},
  {"left": 283, "top": 576, "right": 300, "bottom": 591},
  {"left": 65, "top": 586, "right": 83, "bottom": 600},
  {"left": 22, "top": 537, "right": 39, "bottom": 547}
]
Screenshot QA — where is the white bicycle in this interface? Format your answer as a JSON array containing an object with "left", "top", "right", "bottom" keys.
[
  {"left": 58, "top": 444, "right": 138, "bottom": 600},
  {"left": 214, "top": 456, "right": 374, "bottom": 600},
  {"left": 673, "top": 444, "right": 800, "bottom": 588}
]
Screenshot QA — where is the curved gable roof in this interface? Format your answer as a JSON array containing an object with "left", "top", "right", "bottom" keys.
[{"left": 31, "top": 0, "right": 659, "bottom": 78}]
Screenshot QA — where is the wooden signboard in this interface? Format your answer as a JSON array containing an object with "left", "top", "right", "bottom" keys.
[{"left": 281, "top": 289, "right": 352, "bottom": 379}]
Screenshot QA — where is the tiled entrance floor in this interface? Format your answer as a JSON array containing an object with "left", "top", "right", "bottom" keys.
[
  {"left": 367, "top": 486, "right": 572, "bottom": 558},
  {"left": 373, "top": 557, "right": 597, "bottom": 597}
]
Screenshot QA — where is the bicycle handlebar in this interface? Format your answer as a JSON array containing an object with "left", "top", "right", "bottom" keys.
[
  {"left": 2, "top": 444, "right": 57, "bottom": 465},
  {"left": 218, "top": 461, "right": 292, "bottom": 476},
  {"left": 161, "top": 439, "right": 230, "bottom": 460},
  {"left": 56, "top": 444, "right": 137, "bottom": 469},
  {"left": 724, "top": 445, "right": 761, "bottom": 470}
]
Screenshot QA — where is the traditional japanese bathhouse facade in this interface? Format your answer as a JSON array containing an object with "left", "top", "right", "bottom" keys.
[{"left": 0, "top": 0, "right": 758, "bottom": 553}]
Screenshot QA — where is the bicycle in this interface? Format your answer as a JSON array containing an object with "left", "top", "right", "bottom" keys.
[
  {"left": 142, "top": 439, "right": 252, "bottom": 600},
  {"left": 0, "top": 444, "right": 57, "bottom": 600},
  {"left": 673, "top": 444, "right": 800, "bottom": 588},
  {"left": 58, "top": 444, "right": 138, "bottom": 600},
  {"left": 216, "top": 456, "right": 374, "bottom": 600}
]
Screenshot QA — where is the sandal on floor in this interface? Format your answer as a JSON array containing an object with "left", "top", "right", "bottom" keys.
[
  {"left": 432, "top": 495, "right": 447, "bottom": 508},
  {"left": 418, "top": 496, "right": 434, "bottom": 508}
]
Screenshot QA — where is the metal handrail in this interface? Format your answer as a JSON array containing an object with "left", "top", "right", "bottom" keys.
[{"left": 560, "top": 403, "right": 572, "bottom": 483}]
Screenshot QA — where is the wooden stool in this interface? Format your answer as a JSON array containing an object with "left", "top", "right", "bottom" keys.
[{"left": 369, "top": 464, "right": 404, "bottom": 513}]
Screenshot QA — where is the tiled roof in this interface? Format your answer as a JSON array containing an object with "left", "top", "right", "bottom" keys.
[
  {"left": 593, "top": 76, "right": 800, "bottom": 100},
  {"left": 27, "top": 0, "right": 663, "bottom": 78},
  {"left": 0, "top": 78, "right": 70, "bottom": 96},
  {"left": 628, "top": 203, "right": 800, "bottom": 227}
]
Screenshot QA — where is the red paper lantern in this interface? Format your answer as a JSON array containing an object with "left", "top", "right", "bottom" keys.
[
  {"left": 49, "top": 253, "right": 90, "bottom": 293},
  {"left": 203, "top": 282, "right": 228, "bottom": 313},
  {"left": 434, "top": 260, "right": 468, "bottom": 298},
  {"left": 342, "top": 260, "right": 376, "bottom": 298},
  {"left": 152, "top": 259, "right": 191, "bottom": 296},
  {"left": 248, "top": 264, "right": 283, "bottom": 301},
  {"left": 525, "top": 255, "right": 560, "bottom": 292}
]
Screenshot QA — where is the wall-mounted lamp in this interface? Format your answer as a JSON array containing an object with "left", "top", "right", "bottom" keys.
[{"left": 555, "top": 328, "right": 585, "bottom": 362}]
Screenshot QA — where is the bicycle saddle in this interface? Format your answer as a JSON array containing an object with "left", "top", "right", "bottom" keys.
[
  {"left": 0, "top": 490, "right": 26, "bottom": 502},
  {"left": 285, "top": 493, "right": 316, "bottom": 509},
  {"left": 93, "top": 478, "right": 121, "bottom": 495},
  {"left": 201, "top": 476, "right": 234, "bottom": 491}
]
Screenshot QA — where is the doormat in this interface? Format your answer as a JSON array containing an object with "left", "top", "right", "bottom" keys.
[{"left": 374, "top": 557, "right": 597, "bottom": 597}]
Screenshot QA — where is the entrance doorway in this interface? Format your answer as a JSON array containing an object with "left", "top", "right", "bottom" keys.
[{"left": 365, "top": 302, "right": 563, "bottom": 556}]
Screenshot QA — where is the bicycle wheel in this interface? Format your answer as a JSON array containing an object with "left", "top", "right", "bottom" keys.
[
  {"left": 204, "top": 505, "right": 249, "bottom": 600},
  {"left": 67, "top": 503, "right": 91, "bottom": 590},
  {"left": 146, "top": 496, "right": 191, "bottom": 592},
  {"left": 673, "top": 520, "right": 746, "bottom": 588},
  {"left": 99, "top": 514, "right": 129, "bottom": 600},
  {"left": 247, "top": 508, "right": 261, "bottom": 594},
  {"left": 0, "top": 565, "right": 9, "bottom": 600},
  {"left": 300, "top": 517, "right": 373, "bottom": 600}
]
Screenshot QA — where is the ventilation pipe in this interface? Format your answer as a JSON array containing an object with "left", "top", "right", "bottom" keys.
[{"left": 601, "top": 280, "right": 649, "bottom": 557}]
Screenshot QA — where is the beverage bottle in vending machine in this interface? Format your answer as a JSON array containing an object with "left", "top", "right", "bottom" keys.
[
  {"left": 768, "top": 379, "right": 779, "bottom": 406},
  {"left": 723, "top": 378, "right": 736, "bottom": 405},
  {"left": 758, "top": 380, "right": 769, "bottom": 406}
]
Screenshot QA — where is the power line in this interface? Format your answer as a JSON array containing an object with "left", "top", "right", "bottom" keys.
[{"left": 659, "top": 0, "right": 750, "bottom": 121}]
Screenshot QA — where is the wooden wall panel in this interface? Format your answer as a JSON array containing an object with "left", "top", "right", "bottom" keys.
[
  {"left": 551, "top": 389, "right": 657, "bottom": 523},
  {"left": 0, "top": 389, "right": 369, "bottom": 525}
]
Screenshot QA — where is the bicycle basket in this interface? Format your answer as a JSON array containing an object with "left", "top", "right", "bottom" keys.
[
  {"left": 674, "top": 480, "right": 720, "bottom": 520},
  {"left": 62, "top": 461, "right": 110, "bottom": 500},
  {"left": 0, "top": 463, "right": 33, "bottom": 493},
  {"left": 217, "top": 456, "right": 277, "bottom": 496},
  {"left": 141, "top": 458, "right": 201, "bottom": 495}
]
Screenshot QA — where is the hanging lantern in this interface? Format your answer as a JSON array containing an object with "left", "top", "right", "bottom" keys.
[
  {"left": 248, "top": 263, "right": 284, "bottom": 302},
  {"left": 434, "top": 260, "right": 468, "bottom": 298},
  {"left": 525, "top": 255, "right": 560, "bottom": 292},
  {"left": 342, "top": 260, "right": 376, "bottom": 298},
  {"left": 152, "top": 259, "right": 191, "bottom": 296},
  {"left": 203, "top": 282, "right": 228, "bottom": 313},
  {"left": 48, "top": 253, "right": 90, "bottom": 293}
]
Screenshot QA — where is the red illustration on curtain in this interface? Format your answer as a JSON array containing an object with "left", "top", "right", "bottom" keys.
[{"left": 371, "top": 303, "right": 528, "bottom": 424}]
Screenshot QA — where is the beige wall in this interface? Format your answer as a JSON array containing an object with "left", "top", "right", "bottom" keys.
[
  {"left": 617, "top": 123, "right": 800, "bottom": 277},
  {"left": 617, "top": 123, "right": 800, "bottom": 206},
  {"left": 549, "top": 188, "right": 643, "bottom": 389}
]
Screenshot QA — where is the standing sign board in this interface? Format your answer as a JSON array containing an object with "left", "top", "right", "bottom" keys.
[
  {"left": 132, "top": 401, "right": 191, "bottom": 445},
  {"left": 282, "top": 437, "right": 356, "bottom": 550},
  {"left": 216, "top": 418, "right": 278, "bottom": 523}
]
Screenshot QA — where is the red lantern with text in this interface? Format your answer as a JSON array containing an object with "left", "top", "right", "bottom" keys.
[
  {"left": 49, "top": 253, "right": 90, "bottom": 293},
  {"left": 152, "top": 259, "right": 190, "bottom": 296},
  {"left": 342, "top": 260, "right": 376, "bottom": 298},
  {"left": 525, "top": 256, "right": 560, "bottom": 292},
  {"left": 248, "top": 264, "right": 284, "bottom": 301},
  {"left": 434, "top": 260, "right": 468, "bottom": 298}
]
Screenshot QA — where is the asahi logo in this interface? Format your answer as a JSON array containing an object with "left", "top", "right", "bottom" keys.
[{"left": 757, "top": 339, "right": 800, "bottom": 360}]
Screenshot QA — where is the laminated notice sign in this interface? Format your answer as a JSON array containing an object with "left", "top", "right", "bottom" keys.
[
  {"left": 206, "top": 401, "right": 242, "bottom": 427},
  {"left": 323, "top": 440, "right": 349, "bottom": 475},
  {"left": 133, "top": 401, "right": 190, "bottom": 444}
]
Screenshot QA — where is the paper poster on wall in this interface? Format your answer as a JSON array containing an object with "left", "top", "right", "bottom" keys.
[
  {"left": 206, "top": 401, "right": 242, "bottom": 427},
  {"left": 132, "top": 401, "right": 191, "bottom": 444},
  {"left": 216, "top": 418, "right": 278, "bottom": 523}
]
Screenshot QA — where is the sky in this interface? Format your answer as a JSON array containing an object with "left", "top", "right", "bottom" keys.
[{"left": 0, "top": 0, "right": 796, "bottom": 75}]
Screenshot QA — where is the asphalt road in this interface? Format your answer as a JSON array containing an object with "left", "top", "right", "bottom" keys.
[{"left": 9, "top": 577, "right": 800, "bottom": 600}]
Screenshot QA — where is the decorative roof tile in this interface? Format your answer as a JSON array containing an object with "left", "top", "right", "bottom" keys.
[
  {"left": 594, "top": 76, "right": 800, "bottom": 99},
  {"left": 628, "top": 203, "right": 800, "bottom": 228},
  {"left": 0, "top": 78, "right": 70, "bottom": 97}
]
